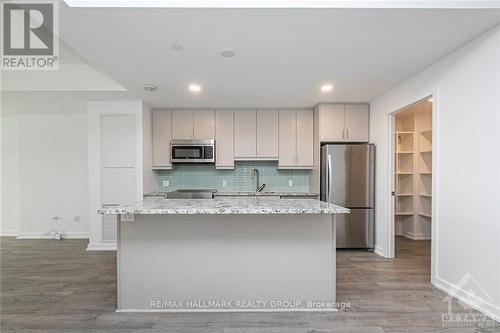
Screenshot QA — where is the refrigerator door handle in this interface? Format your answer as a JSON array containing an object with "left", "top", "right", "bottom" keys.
[{"left": 327, "top": 154, "right": 333, "bottom": 202}]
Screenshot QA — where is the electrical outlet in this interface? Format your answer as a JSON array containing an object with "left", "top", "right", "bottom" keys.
[
  {"left": 222, "top": 180, "right": 227, "bottom": 187},
  {"left": 162, "top": 180, "right": 170, "bottom": 187},
  {"left": 73, "top": 216, "right": 80, "bottom": 223},
  {"left": 288, "top": 180, "right": 293, "bottom": 187}
]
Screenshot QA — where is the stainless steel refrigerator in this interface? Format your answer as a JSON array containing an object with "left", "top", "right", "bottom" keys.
[{"left": 321, "top": 144, "right": 375, "bottom": 249}]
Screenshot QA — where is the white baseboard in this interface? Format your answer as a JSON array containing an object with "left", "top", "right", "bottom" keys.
[
  {"left": 374, "top": 245, "right": 387, "bottom": 258},
  {"left": 434, "top": 276, "right": 500, "bottom": 323},
  {"left": 86, "top": 242, "right": 117, "bottom": 251},
  {"left": 0, "top": 229, "right": 19, "bottom": 237},
  {"left": 401, "top": 231, "right": 431, "bottom": 240},
  {"left": 16, "top": 232, "right": 89, "bottom": 239}
]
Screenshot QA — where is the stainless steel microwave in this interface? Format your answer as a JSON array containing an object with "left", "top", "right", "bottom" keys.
[{"left": 170, "top": 139, "right": 215, "bottom": 164}]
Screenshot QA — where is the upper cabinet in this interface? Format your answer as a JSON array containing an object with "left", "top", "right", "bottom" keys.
[
  {"left": 256, "top": 110, "right": 279, "bottom": 158},
  {"left": 172, "top": 110, "right": 193, "bottom": 139},
  {"left": 152, "top": 107, "right": 318, "bottom": 168},
  {"left": 296, "top": 109, "right": 314, "bottom": 166},
  {"left": 215, "top": 110, "right": 234, "bottom": 169},
  {"left": 319, "top": 104, "right": 345, "bottom": 141},
  {"left": 278, "top": 109, "right": 313, "bottom": 168},
  {"left": 344, "top": 104, "right": 369, "bottom": 141},
  {"left": 194, "top": 110, "right": 215, "bottom": 139},
  {"left": 171, "top": 110, "right": 215, "bottom": 139},
  {"left": 152, "top": 110, "right": 172, "bottom": 169},
  {"left": 234, "top": 110, "right": 257, "bottom": 158},
  {"left": 317, "top": 104, "right": 369, "bottom": 142},
  {"left": 234, "top": 110, "right": 278, "bottom": 159}
]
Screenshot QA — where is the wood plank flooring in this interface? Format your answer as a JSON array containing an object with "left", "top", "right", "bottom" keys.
[{"left": 1, "top": 236, "right": 498, "bottom": 333}]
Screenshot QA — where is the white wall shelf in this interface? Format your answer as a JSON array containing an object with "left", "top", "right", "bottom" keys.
[{"left": 394, "top": 102, "right": 432, "bottom": 240}]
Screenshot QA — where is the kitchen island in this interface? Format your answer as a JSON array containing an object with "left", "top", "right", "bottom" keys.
[{"left": 99, "top": 197, "right": 349, "bottom": 312}]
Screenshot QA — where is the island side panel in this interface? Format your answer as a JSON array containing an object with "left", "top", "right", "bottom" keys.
[
  {"left": 118, "top": 213, "right": 335, "bottom": 311},
  {"left": 118, "top": 214, "right": 227, "bottom": 310},
  {"left": 225, "top": 214, "right": 334, "bottom": 302}
]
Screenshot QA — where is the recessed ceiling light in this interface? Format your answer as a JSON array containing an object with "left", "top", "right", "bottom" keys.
[
  {"left": 189, "top": 84, "right": 201, "bottom": 92},
  {"left": 171, "top": 43, "right": 183, "bottom": 51},
  {"left": 142, "top": 84, "right": 157, "bottom": 92},
  {"left": 321, "top": 84, "right": 333, "bottom": 92},
  {"left": 221, "top": 49, "right": 235, "bottom": 58}
]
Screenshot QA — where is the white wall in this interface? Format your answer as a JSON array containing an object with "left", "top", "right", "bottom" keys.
[
  {"left": 1, "top": 116, "right": 20, "bottom": 235},
  {"left": 370, "top": 25, "right": 500, "bottom": 320},
  {"left": 0, "top": 113, "right": 89, "bottom": 238},
  {"left": 18, "top": 115, "right": 89, "bottom": 238}
]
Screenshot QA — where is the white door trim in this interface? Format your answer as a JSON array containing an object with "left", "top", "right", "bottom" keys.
[{"left": 386, "top": 90, "right": 439, "bottom": 286}]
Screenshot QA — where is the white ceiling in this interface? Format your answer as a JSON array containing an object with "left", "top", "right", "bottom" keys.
[{"left": 58, "top": 5, "right": 500, "bottom": 108}]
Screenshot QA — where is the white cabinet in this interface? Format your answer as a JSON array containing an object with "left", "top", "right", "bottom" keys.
[
  {"left": 256, "top": 110, "right": 278, "bottom": 158},
  {"left": 278, "top": 109, "right": 313, "bottom": 168},
  {"left": 278, "top": 110, "right": 296, "bottom": 166},
  {"left": 234, "top": 110, "right": 278, "bottom": 159},
  {"left": 194, "top": 110, "right": 215, "bottom": 139},
  {"left": 172, "top": 110, "right": 193, "bottom": 139},
  {"left": 215, "top": 110, "right": 234, "bottom": 169},
  {"left": 171, "top": 110, "right": 215, "bottom": 139},
  {"left": 152, "top": 110, "right": 172, "bottom": 168},
  {"left": 101, "top": 114, "right": 137, "bottom": 167},
  {"left": 319, "top": 104, "right": 345, "bottom": 141},
  {"left": 296, "top": 109, "right": 314, "bottom": 166},
  {"left": 234, "top": 110, "right": 257, "bottom": 158},
  {"left": 318, "top": 104, "right": 369, "bottom": 142},
  {"left": 88, "top": 101, "right": 146, "bottom": 250},
  {"left": 100, "top": 114, "right": 138, "bottom": 243},
  {"left": 344, "top": 104, "right": 369, "bottom": 141}
]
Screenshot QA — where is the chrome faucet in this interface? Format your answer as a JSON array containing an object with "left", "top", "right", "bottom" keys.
[{"left": 251, "top": 169, "right": 265, "bottom": 192}]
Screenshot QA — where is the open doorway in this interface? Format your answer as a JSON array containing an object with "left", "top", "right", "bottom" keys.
[{"left": 391, "top": 97, "right": 433, "bottom": 278}]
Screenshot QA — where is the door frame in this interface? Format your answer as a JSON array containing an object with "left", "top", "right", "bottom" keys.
[{"left": 387, "top": 93, "right": 438, "bottom": 284}]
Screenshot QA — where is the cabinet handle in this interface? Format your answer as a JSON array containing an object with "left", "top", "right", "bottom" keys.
[{"left": 346, "top": 129, "right": 349, "bottom": 139}]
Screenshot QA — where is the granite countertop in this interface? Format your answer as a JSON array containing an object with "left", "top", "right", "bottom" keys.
[
  {"left": 98, "top": 197, "right": 349, "bottom": 215},
  {"left": 213, "top": 192, "right": 319, "bottom": 197},
  {"left": 144, "top": 191, "right": 319, "bottom": 197}
]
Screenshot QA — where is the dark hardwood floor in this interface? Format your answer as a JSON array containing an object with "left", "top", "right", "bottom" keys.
[{"left": 1, "top": 236, "right": 498, "bottom": 333}]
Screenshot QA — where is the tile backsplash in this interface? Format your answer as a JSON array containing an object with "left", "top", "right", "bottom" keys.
[{"left": 156, "top": 161, "right": 311, "bottom": 192}]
